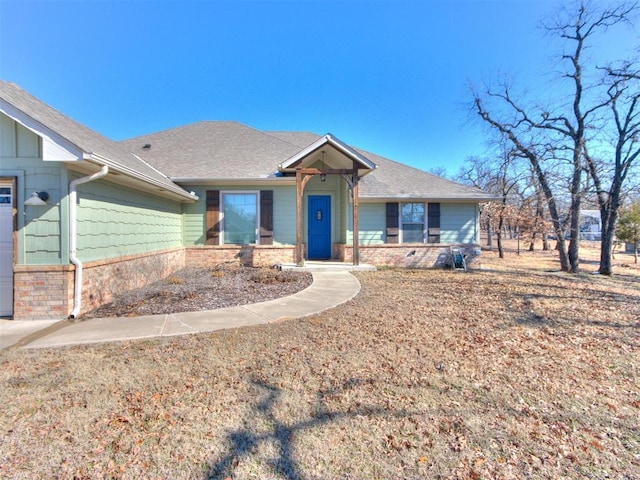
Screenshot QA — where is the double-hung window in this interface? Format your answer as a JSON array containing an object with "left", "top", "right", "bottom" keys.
[
  {"left": 401, "top": 202, "right": 425, "bottom": 243},
  {"left": 221, "top": 192, "right": 258, "bottom": 244}
]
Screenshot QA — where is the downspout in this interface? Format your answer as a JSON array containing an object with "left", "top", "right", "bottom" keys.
[{"left": 69, "top": 165, "right": 109, "bottom": 319}]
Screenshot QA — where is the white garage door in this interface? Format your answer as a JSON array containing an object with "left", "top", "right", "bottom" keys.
[{"left": 0, "top": 183, "right": 13, "bottom": 317}]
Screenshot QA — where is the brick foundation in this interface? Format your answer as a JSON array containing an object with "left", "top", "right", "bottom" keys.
[
  {"left": 13, "top": 248, "right": 185, "bottom": 321},
  {"left": 337, "top": 243, "right": 482, "bottom": 269},
  {"left": 80, "top": 248, "right": 186, "bottom": 313},
  {"left": 11, "top": 243, "right": 480, "bottom": 320},
  {"left": 185, "top": 245, "right": 296, "bottom": 268},
  {"left": 13, "top": 265, "right": 75, "bottom": 320}
]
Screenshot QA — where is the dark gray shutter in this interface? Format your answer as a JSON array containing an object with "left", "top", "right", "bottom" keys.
[
  {"left": 205, "top": 190, "right": 220, "bottom": 245},
  {"left": 428, "top": 203, "right": 441, "bottom": 243},
  {"left": 386, "top": 202, "right": 399, "bottom": 244},
  {"left": 260, "top": 190, "right": 274, "bottom": 245}
]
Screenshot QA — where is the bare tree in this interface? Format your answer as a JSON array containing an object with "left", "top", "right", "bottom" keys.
[
  {"left": 456, "top": 145, "right": 528, "bottom": 258},
  {"left": 585, "top": 62, "right": 640, "bottom": 274},
  {"left": 472, "top": 1, "right": 637, "bottom": 273}
]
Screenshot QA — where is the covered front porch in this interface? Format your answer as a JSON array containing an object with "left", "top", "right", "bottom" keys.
[{"left": 278, "top": 133, "right": 377, "bottom": 266}]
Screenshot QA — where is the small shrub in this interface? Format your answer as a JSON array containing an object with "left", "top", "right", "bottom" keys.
[
  {"left": 166, "top": 276, "right": 184, "bottom": 285},
  {"left": 249, "top": 269, "right": 296, "bottom": 284}
]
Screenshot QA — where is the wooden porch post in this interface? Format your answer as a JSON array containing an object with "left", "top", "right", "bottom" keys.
[
  {"left": 295, "top": 169, "right": 314, "bottom": 265},
  {"left": 352, "top": 161, "right": 360, "bottom": 266},
  {"left": 296, "top": 169, "right": 303, "bottom": 265}
]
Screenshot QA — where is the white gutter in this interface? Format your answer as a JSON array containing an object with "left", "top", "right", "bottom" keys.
[{"left": 68, "top": 165, "right": 109, "bottom": 319}]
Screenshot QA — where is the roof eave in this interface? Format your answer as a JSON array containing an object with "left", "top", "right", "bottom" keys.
[
  {"left": 172, "top": 177, "right": 297, "bottom": 185},
  {"left": 359, "top": 195, "right": 500, "bottom": 203},
  {"left": 86, "top": 153, "right": 199, "bottom": 202}
]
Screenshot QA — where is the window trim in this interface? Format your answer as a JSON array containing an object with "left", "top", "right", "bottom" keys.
[
  {"left": 400, "top": 202, "right": 426, "bottom": 244},
  {"left": 220, "top": 190, "right": 261, "bottom": 245}
]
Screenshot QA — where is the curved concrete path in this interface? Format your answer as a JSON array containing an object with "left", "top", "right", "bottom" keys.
[{"left": 0, "top": 271, "right": 361, "bottom": 350}]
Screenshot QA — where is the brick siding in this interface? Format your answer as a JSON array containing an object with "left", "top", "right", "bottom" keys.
[
  {"left": 13, "top": 265, "right": 74, "bottom": 320},
  {"left": 12, "top": 243, "right": 480, "bottom": 320},
  {"left": 337, "top": 243, "right": 482, "bottom": 269},
  {"left": 185, "top": 245, "right": 296, "bottom": 268}
]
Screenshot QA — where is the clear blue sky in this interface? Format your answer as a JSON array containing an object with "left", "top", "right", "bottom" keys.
[{"left": 1, "top": 0, "right": 637, "bottom": 175}]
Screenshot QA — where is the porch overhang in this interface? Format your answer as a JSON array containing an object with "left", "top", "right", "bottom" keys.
[
  {"left": 284, "top": 134, "right": 376, "bottom": 267},
  {"left": 278, "top": 133, "right": 377, "bottom": 177}
]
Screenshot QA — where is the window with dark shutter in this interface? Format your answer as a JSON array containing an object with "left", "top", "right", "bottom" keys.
[
  {"left": 428, "top": 203, "right": 441, "bottom": 243},
  {"left": 386, "top": 202, "right": 399, "bottom": 244},
  {"left": 260, "top": 190, "right": 274, "bottom": 245},
  {"left": 205, "top": 190, "right": 220, "bottom": 245}
]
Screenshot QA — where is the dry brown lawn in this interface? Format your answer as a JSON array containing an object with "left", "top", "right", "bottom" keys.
[{"left": 1, "top": 243, "right": 639, "bottom": 479}]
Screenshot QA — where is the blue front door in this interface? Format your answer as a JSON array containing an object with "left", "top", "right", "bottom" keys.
[{"left": 308, "top": 195, "right": 331, "bottom": 259}]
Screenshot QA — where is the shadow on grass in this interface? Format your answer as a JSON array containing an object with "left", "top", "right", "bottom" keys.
[{"left": 205, "top": 377, "right": 414, "bottom": 480}]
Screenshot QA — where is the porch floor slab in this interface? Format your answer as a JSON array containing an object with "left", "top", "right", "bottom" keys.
[{"left": 278, "top": 261, "right": 376, "bottom": 272}]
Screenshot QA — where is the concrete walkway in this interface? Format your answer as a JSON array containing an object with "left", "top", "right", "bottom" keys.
[{"left": 0, "top": 270, "right": 361, "bottom": 350}]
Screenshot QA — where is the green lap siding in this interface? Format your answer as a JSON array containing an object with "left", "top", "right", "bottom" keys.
[
  {"left": 181, "top": 185, "right": 298, "bottom": 246},
  {"left": 75, "top": 179, "right": 183, "bottom": 262},
  {"left": 441, "top": 203, "right": 478, "bottom": 244},
  {"left": 1, "top": 114, "right": 66, "bottom": 264},
  {"left": 274, "top": 187, "right": 296, "bottom": 245},
  {"left": 347, "top": 202, "right": 385, "bottom": 245}
]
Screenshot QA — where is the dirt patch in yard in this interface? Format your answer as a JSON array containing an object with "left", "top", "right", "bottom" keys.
[
  {"left": 1, "top": 243, "right": 639, "bottom": 479},
  {"left": 84, "top": 265, "right": 313, "bottom": 318}
]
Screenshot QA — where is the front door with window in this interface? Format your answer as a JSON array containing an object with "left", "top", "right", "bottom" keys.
[
  {"left": 307, "top": 195, "right": 331, "bottom": 260},
  {"left": 0, "top": 182, "right": 13, "bottom": 317}
]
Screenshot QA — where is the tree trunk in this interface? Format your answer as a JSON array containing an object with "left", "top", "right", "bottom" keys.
[
  {"left": 599, "top": 227, "right": 614, "bottom": 274},
  {"left": 497, "top": 206, "right": 505, "bottom": 259},
  {"left": 598, "top": 201, "right": 619, "bottom": 275}
]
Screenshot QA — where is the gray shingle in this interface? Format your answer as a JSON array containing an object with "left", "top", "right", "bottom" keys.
[
  {"left": 0, "top": 81, "right": 194, "bottom": 200},
  {"left": 2, "top": 81, "right": 491, "bottom": 201},
  {"left": 132, "top": 123, "right": 492, "bottom": 200},
  {"left": 121, "top": 122, "right": 306, "bottom": 180},
  {"left": 264, "top": 132, "right": 494, "bottom": 201}
]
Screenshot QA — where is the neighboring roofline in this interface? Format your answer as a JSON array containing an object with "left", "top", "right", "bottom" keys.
[{"left": 278, "top": 133, "right": 378, "bottom": 172}]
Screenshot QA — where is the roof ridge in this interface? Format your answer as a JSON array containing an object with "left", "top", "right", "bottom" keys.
[{"left": 260, "top": 130, "right": 315, "bottom": 149}]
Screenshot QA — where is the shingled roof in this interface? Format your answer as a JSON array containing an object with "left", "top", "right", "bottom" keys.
[
  {"left": 267, "top": 131, "right": 494, "bottom": 201},
  {"left": 120, "top": 121, "right": 304, "bottom": 180},
  {"left": 0, "top": 81, "right": 196, "bottom": 201},
  {"left": 2, "top": 81, "right": 492, "bottom": 202},
  {"left": 123, "top": 123, "right": 493, "bottom": 201}
]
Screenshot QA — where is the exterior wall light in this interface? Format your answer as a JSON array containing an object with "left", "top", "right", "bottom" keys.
[{"left": 24, "top": 191, "right": 49, "bottom": 206}]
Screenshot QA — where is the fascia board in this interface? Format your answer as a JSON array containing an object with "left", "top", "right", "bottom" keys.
[
  {"left": 358, "top": 195, "right": 501, "bottom": 203},
  {"left": 0, "top": 99, "right": 83, "bottom": 161},
  {"left": 86, "top": 153, "right": 199, "bottom": 202},
  {"left": 325, "top": 134, "right": 377, "bottom": 170}
]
